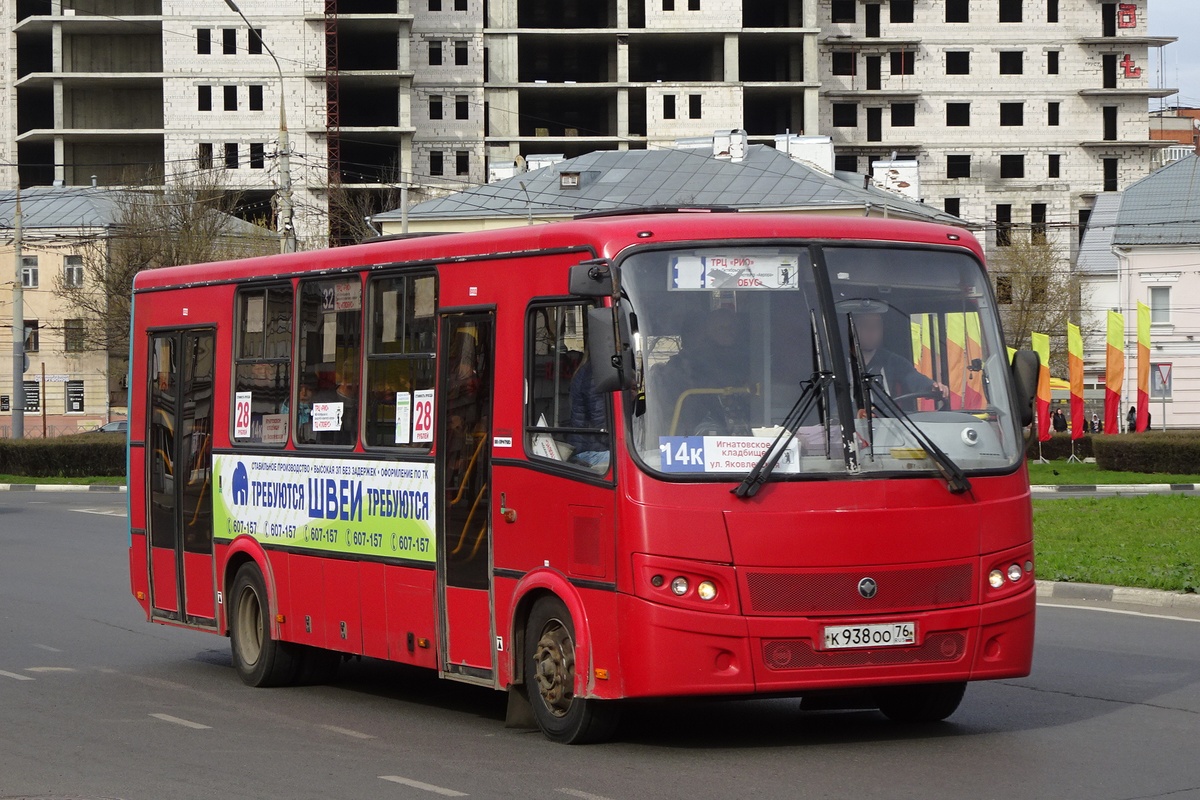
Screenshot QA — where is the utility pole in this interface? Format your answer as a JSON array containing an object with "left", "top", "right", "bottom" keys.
[
  {"left": 10, "top": 186, "right": 24, "bottom": 439},
  {"left": 224, "top": 0, "right": 294, "bottom": 253}
]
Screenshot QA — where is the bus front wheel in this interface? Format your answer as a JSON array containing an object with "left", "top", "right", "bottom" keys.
[
  {"left": 525, "top": 597, "right": 619, "bottom": 744},
  {"left": 229, "top": 563, "right": 302, "bottom": 687},
  {"left": 877, "top": 681, "right": 967, "bottom": 723}
]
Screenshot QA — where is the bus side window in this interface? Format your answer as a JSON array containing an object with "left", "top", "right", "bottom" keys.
[
  {"left": 364, "top": 273, "right": 437, "bottom": 448},
  {"left": 232, "top": 286, "right": 292, "bottom": 446},
  {"left": 525, "top": 302, "right": 611, "bottom": 474},
  {"left": 296, "top": 277, "right": 363, "bottom": 447}
]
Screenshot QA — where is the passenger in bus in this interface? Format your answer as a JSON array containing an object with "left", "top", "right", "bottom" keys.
[
  {"left": 655, "top": 306, "right": 752, "bottom": 436},
  {"left": 853, "top": 311, "right": 947, "bottom": 410},
  {"left": 566, "top": 356, "right": 610, "bottom": 471},
  {"left": 295, "top": 372, "right": 317, "bottom": 441}
]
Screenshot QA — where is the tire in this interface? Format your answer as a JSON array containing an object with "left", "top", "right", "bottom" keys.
[
  {"left": 877, "top": 681, "right": 967, "bottom": 723},
  {"left": 524, "top": 596, "right": 620, "bottom": 744},
  {"left": 228, "top": 563, "right": 302, "bottom": 687}
]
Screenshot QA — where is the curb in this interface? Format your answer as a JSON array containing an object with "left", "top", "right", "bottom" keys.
[
  {"left": 0, "top": 483, "right": 126, "bottom": 493},
  {"left": 1031, "top": 483, "right": 1198, "bottom": 495},
  {"left": 1037, "top": 579, "right": 1200, "bottom": 611}
]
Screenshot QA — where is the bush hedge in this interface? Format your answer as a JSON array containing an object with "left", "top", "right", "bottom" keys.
[
  {"left": 1025, "top": 433, "right": 1094, "bottom": 461},
  {"left": 1092, "top": 431, "right": 1200, "bottom": 475},
  {"left": 0, "top": 433, "right": 126, "bottom": 478}
]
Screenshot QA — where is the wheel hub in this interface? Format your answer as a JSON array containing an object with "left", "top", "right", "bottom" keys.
[{"left": 533, "top": 622, "right": 574, "bottom": 717}]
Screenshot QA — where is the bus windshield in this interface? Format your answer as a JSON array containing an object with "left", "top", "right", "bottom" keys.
[{"left": 622, "top": 243, "right": 1023, "bottom": 481}]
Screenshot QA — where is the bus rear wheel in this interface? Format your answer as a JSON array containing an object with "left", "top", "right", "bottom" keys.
[
  {"left": 525, "top": 597, "right": 619, "bottom": 744},
  {"left": 229, "top": 563, "right": 301, "bottom": 687},
  {"left": 877, "top": 681, "right": 967, "bottom": 723}
]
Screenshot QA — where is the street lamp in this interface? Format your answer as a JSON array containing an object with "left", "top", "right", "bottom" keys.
[{"left": 224, "top": 0, "right": 295, "bottom": 254}]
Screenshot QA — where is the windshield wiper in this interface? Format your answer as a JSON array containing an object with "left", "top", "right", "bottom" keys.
[{"left": 868, "top": 381, "right": 972, "bottom": 494}]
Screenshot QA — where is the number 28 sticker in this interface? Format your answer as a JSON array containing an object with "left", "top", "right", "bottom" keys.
[
  {"left": 412, "top": 389, "right": 434, "bottom": 443},
  {"left": 234, "top": 391, "right": 252, "bottom": 438}
]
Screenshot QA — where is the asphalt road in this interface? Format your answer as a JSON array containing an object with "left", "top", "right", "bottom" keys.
[{"left": 2, "top": 491, "right": 1199, "bottom": 800}]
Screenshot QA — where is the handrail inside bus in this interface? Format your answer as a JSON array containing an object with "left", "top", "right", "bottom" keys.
[
  {"left": 669, "top": 387, "right": 757, "bottom": 437},
  {"left": 448, "top": 434, "right": 487, "bottom": 507}
]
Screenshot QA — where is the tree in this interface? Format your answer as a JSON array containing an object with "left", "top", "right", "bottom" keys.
[{"left": 988, "top": 231, "right": 1089, "bottom": 374}]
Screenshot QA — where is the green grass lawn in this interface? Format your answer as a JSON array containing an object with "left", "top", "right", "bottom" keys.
[
  {"left": 1027, "top": 460, "right": 1200, "bottom": 485},
  {"left": 1034, "top": 495, "right": 1200, "bottom": 593},
  {"left": 0, "top": 474, "right": 125, "bottom": 486}
]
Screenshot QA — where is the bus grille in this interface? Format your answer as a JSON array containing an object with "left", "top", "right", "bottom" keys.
[
  {"left": 762, "top": 632, "right": 966, "bottom": 670},
  {"left": 743, "top": 563, "right": 974, "bottom": 615}
]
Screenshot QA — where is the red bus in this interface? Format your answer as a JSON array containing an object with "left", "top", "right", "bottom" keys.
[{"left": 128, "top": 212, "right": 1039, "bottom": 743}]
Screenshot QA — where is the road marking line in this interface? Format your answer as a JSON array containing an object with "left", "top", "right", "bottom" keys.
[
  {"left": 72, "top": 507, "right": 128, "bottom": 517},
  {"left": 25, "top": 667, "right": 76, "bottom": 673},
  {"left": 321, "top": 724, "right": 375, "bottom": 739},
  {"left": 1039, "top": 602, "right": 1200, "bottom": 623},
  {"left": 559, "top": 789, "right": 618, "bottom": 800},
  {"left": 33, "top": 644, "right": 62, "bottom": 652},
  {"left": 0, "top": 670, "right": 34, "bottom": 681},
  {"left": 150, "top": 713, "right": 211, "bottom": 729},
  {"left": 379, "top": 776, "right": 468, "bottom": 796}
]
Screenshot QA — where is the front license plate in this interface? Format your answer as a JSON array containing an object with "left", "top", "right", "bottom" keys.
[{"left": 823, "top": 622, "right": 916, "bottom": 650}]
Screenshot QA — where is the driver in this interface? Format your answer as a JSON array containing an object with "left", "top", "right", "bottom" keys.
[{"left": 854, "top": 311, "right": 948, "bottom": 409}]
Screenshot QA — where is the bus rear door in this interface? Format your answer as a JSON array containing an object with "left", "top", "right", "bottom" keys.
[
  {"left": 437, "top": 311, "right": 496, "bottom": 681},
  {"left": 145, "top": 329, "right": 218, "bottom": 628}
]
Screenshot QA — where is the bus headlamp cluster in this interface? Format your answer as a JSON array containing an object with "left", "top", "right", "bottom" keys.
[
  {"left": 989, "top": 562, "right": 1030, "bottom": 589},
  {"left": 652, "top": 574, "right": 719, "bottom": 602}
]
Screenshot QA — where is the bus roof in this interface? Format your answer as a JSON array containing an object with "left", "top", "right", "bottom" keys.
[{"left": 132, "top": 212, "right": 983, "bottom": 292}]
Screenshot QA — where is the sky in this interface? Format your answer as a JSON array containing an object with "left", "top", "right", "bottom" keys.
[{"left": 1149, "top": 0, "right": 1200, "bottom": 108}]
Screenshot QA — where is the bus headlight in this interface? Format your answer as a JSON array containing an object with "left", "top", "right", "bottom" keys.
[
  {"left": 697, "top": 581, "right": 717, "bottom": 601},
  {"left": 1007, "top": 563, "right": 1023, "bottom": 583},
  {"left": 988, "top": 569, "right": 1005, "bottom": 589},
  {"left": 670, "top": 577, "right": 689, "bottom": 596}
]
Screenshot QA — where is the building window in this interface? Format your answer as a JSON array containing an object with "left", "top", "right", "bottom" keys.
[
  {"left": 364, "top": 274, "right": 437, "bottom": 448},
  {"left": 63, "top": 255, "right": 84, "bottom": 288},
  {"left": 946, "top": 102, "right": 971, "bottom": 126},
  {"left": 64, "top": 319, "right": 86, "bottom": 352},
  {"left": 999, "top": 51, "right": 1023, "bottom": 75},
  {"left": 832, "top": 52, "right": 856, "bottom": 76},
  {"left": 999, "top": 0, "right": 1022, "bottom": 23},
  {"left": 1000, "top": 102, "right": 1024, "bottom": 126},
  {"left": 249, "top": 142, "right": 265, "bottom": 169},
  {"left": 20, "top": 255, "right": 37, "bottom": 288},
  {"left": 1048, "top": 101, "right": 1060, "bottom": 126},
  {"left": 198, "top": 85, "right": 212, "bottom": 111},
  {"left": 689, "top": 94, "right": 702, "bottom": 119},
  {"left": 947, "top": 154, "right": 971, "bottom": 179},
  {"left": 429, "top": 0, "right": 441, "bottom": 9},
  {"left": 996, "top": 204, "right": 1013, "bottom": 246},
  {"left": 23, "top": 320, "right": 38, "bottom": 352},
  {"left": 224, "top": 85, "right": 238, "bottom": 111},
  {"left": 1031, "top": 203, "right": 1048, "bottom": 244},
  {"left": 225, "top": 142, "right": 239, "bottom": 169},
  {"left": 1149, "top": 286, "right": 1171, "bottom": 324},
  {"left": 831, "top": 0, "right": 856, "bottom": 23},
  {"left": 429, "top": 40, "right": 442, "bottom": 66},
  {"left": 1047, "top": 0, "right": 1059, "bottom": 23},
  {"left": 688, "top": 0, "right": 700, "bottom": 9},
  {"left": 223, "top": 28, "right": 236, "bottom": 55},
  {"left": 891, "top": 103, "right": 916, "bottom": 127},
  {"left": 1001, "top": 154, "right": 1025, "bottom": 179},
  {"left": 429, "top": 95, "right": 443, "bottom": 120},
  {"left": 891, "top": 50, "right": 914, "bottom": 75},
  {"left": 197, "top": 28, "right": 211, "bottom": 55},
  {"left": 832, "top": 102, "right": 858, "bottom": 127},
  {"left": 1103, "top": 106, "right": 1118, "bottom": 140},
  {"left": 889, "top": 0, "right": 914, "bottom": 23},
  {"left": 834, "top": 154, "right": 858, "bottom": 172},
  {"left": 430, "top": 151, "right": 444, "bottom": 176},
  {"left": 943, "top": 198, "right": 962, "bottom": 218},
  {"left": 663, "top": 94, "right": 676, "bottom": 119},
  {"left": 66, "top": 380, "right": 85, "bottom": 413},
  {"left": 1048, "top": 51, "right": 1059, "bottom": 74},
  {"left": 996, "top": 275, "right": 1013, "bottom": 304},
  {"left": 1103, "top": 158, "right": 1119, "bottom": 191},
  {"left": 249, "top": 85, "right": 263, "bottom": 111},
  {"left": 1048, "top": 153, "right": 1061, "bottom": 178},
  {"left": 198, "top": 142, "right": 214, "bottom": 169},
  {"left": 454, "top": 40, "right": 468, "bottom": 66},
  {"left": 455, "top": 95, "right": 469, "bottom": 119},
  {"left": 1103, "top": 53, "right": 1118, "bottom": 88},
  {"left": 456, "top": 150, "right": 469, "bottom": 176},
  {"left": 455, "top": 0, "right": 468, "bottom": 9},
  {"left": 663, "top": 0, "right": 674, "bottom": 9},
  {"left": 946, "top": 0, "right": 969, "bottom": 22},
  {"left": 1079, "top": 209, "right": 1092, "bottom": 242},
  {"left": 946, "top": 51, "right": 970, "bottom": 75},
  {"left": 249, "top": 28, "right": 263, "bottom": 55}
]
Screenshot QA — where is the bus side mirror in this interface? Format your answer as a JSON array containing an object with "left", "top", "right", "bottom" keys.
[
  {"left": 1010, "top": 349, "right": 1039, "bottom": 428},
  {"left": 569, "top": 259, "right": 614, "bottom": 297},
  {"left": 587, "top": 306, "right": 636, "bottom": 392}
]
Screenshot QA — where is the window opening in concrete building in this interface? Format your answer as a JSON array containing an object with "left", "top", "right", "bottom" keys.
[
  {"left": 1000, "top": 102, "right": 1024, "bottom": 126},
  {"left": 1048, "top": 101, "right": 1060, "bottom": 126},
  {"left": 996, "top": 204, "right": 1013, "bottom": 246},
  {"left": 456, "top": 150, "right": 469, "bottom": 176},
  {"left": 865, "top": 4, "right": 881, "bottom": 37},
  {"left": 430, "top": 40, "right": 442, "bottom": 66},
  {"left": 456, "top": 95, "right": 469, "bottom": 120},
  {"left": 455, "top": 40, "right": 468, "bottom": 65},
  {"left": 225, "top": 143, "right": 239, "bottom": 169},
  {"left": 430, "top": 0, "right": 441, "bottom": 9},
  {"left": 1048, "top": 154, "right": 1061, "bottom": 178},
  {"left": 947, "top": 154, "right": 971, "bottom": 178},
  {"left": 1103, "top": 106, "right": 1118, "bottom": 140},
  {"left": 663, "top": 0, "right": 675, "bottom": 9},
  {"left": 867, "top": 55, "right": 882, "bottom": 89},
  {"left": 689, "top": 94, "right": 702, "bottom": 119},
  {"left": 996, "top": 275, "right": 1013, "bottom": 304},
  {"left": 224, "top": 85, "right": 237, "bottom": 111},
  {"left": 946, "top": 102, "right": 970, "bottom": 126},
  {"left": 23, "top": 321, "right": 38, "bottom": 352},
  {"left": 832, "top": 102, "right": 857, "bottom": 127},
  {"left": 20, "top": 256, "right": 37, "bottom": 288},
  {"left": 1102, "top": 3, "right": 1117, "bottom": 37},
  {"left": 430, "top": 95, "right": 443, "bottom": 120},
  {"left": 64, "top": 256, "right": 83, "bottom": 289},
  {"left": 223, "top": 28, "right": 236, "bottom": 55},
  {"left": 891, "top": 103, "right": 915, "bottom": 127},
  {"left": 944, "top": 197, "right": 961, "bottom": 217},
  {"left": 198, "top": 85, "right": 212, "bottom": 111},
  {"left": 831, "top": 0, "right": 855, "bottom": 23},
  {"left": 455, "top": 0, "right": 467, "bottom": 9},
  {"left": 250, "top": 142, "right": 265, "bottom": 169},
  {"left": 1150, "top": 286, "right": 1171, "bottom": 324},
  {"left": 999, "top": 51, "right": 1022, "bottom": 75},
  {"left": 249, "top": 85, "right": 263, "bottom": 112},
  {"left": 946, "top": 51, "right": 970, "bottom": 74},
  {"left": 1031, "top": 203, "right": 1048, "bottom": 243},
  {"left": 867, "top": 107, "right": 883, "bottom": 140},
  {"left": 1048, "top": 51, "right": 1059, "bottom": 74},
  {"left": 249, "top": 29, "right": 263, "bottom": 55},
  {"left": 198, "top": 143, "right": 214, "bottom": 169},
  {"left": 197, "top": 28, "right": 211, "bottom": 55},
  {"left": 664, "top": 95, "right": 676, "bottom": 120},
  {"left": 946, "top": 0, "right": 968, "bottom": 23},
  {"left": 832, "top": 52, "right": 856, "bottom": 75},
  {"left": 890, "top": 0, "right": 913, "bottom": 23},
  {"left": 1047, "top": 0, "right": 1058, "bottom": 23},
  {"left": 1103, "top": 54, "right": 1117, "bottom": 88},
  {"left": 431, "top": 151, "right": 444, "bottom": 176},
  {"left": 834, "top": 154, "right": 858, "bottom": 173},
  {"left": 891, "top": 50, "right": 914, "bottom": 75},
  {"left": 1078, "top": 208, "right": 1092, "bottom": 241},
  {"left": 1001, "top": 154, "right": 1025, "bottom": 179},
  {"left": 999, "top": 0, "right": 1022, "bottom": 23},
  {"left": 688, "top": 0, "right": 700, "bottom": 10},
  {"left": 64, "top": 319, "right": 85, "bottom": 353}
]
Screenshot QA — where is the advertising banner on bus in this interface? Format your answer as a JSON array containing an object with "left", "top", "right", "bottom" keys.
[{"left": 212, "top": 454, "right": 436, "bottom": 563}]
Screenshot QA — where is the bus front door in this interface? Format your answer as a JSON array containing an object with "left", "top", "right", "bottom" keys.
[
  {"left": 145, "top": 329, "right": 218, "bottom": 628},
  {"left": 437, "top": 312, "right": 496, "bottom": 681}
]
